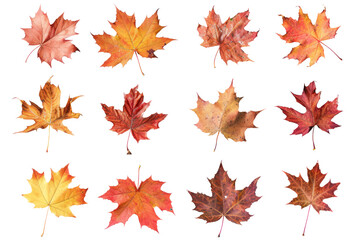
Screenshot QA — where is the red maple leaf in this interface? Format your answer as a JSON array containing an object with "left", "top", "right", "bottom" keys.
[
  {"left": 198, "top": 7, "right": 258, "bottom": 68},
  {"left": 22, "top": 7, "right": 79, "bottom": 66},
  {"left": 284, "top": 162, "right": 340, "bottom": 236},
  {"left": 278, "top": 81, "right": 341, "bottom": 149},
  {"left": 100, "top": 167, "right": 173, "bottom": 232},
  {"left": 188, "top": 162, "right": 260, "bottom": 237},
  {"left": 101, "top": 86, "right": 166, "bottom": 154}
]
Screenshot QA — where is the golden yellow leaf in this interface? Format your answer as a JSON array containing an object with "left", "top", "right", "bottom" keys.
[{"left": 23, "top": 164, "right": 87, "bottom": 236}]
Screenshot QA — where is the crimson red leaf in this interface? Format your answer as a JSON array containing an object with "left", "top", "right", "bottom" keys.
[
  {"left": 278, "top": 81, "right": 341, "bottom": 149},
  {"left": 101, "top": 86, "right": 166, "bottom": 154}
]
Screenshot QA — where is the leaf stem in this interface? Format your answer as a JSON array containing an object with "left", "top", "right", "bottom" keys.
[
  {"left": 126, "top": 130, "right": 132, "bottom": 155},
  {"left": 137, "top": 165, "right": 141, "bottom": 188},
  {"left": 320, "top": 42, "right": 342, "bottom": 61},
  {"left": 302, "top": 206, "right": 311, "bottom": 236},
  {"left": 134, "top": 52, "right": 145, "bottom": 75},
  {"left": 312, "top": 128, "right": 315, "bottom": 150},
  {"left": 214, "top": 131, "right": 220, "bottom": 152},
  {"left": 218, "top": 216, "right": 225, "bottom": 237},
  {"left": 25, "top": 46, "right": 40, "bottom": 63},
  {"left": 41, "top": 207, "right": 50, "bottom": 237},
  {"left": 214, "top": 48, "right": 220, "bottom": 68},
  {"left": 46, "top": 126, "right": 51, "bottom": 153}
]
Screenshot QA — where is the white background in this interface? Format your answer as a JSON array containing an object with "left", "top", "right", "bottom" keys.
[{"left": 0, "top": 0, "right": 358, "bottom": 239}]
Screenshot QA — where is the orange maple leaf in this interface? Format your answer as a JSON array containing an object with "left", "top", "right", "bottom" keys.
[
  {"left": 92, "top": 8, "right": 174, "bottom": 75},
  {"left": 16, "top": 76, "right": 81, "bottom": 152},
  {"left": 23, "top": 164, "right": 87, "bottom": 237},
  {"left": 22, "top": 7, "right": 79, "bottom": 66},
  {"left": 188, "top": 162, "right": 260, "bottom": 237},
  {"left": 100, "top": 167, "right": 173, "bottom": 232},
  {"left": 192, "top": 80, "right": 261, "bottom": 151},
  {"left": 198, "top": 7, "right": 258, "bottom": 68},
  {"left": 284, "top": 162, "right": 340, "bottom": 236},
  {"left": 278, "top": 7, "right": 341, "bottom": 66}
]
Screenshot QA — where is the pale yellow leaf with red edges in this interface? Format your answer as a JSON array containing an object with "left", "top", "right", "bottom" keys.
[{"left": 23, "top": 164, "right": 87, "bottom": 217}]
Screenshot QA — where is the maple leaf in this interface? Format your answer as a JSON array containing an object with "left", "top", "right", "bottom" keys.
[
  {"left": 192, "top": 80, "right": 261, "bottom": 151},
  {"left": 278, "top": 81, "right": 341, "bottom": 150},
  {"left": 198, "top": 7, "right": 258, "bottom": 68},
  {"left": 92, "top": 8, "right": 174, "bottom": 75},
  {"left": 188, "top": 162, "right": 260, "bottom": 237},
  {"left": 101, "top": 86, "right": 166, "bottom": 154},
  {"left": 22, "top": 7, "right": 79, "bottom": 66},
  {"left": 16, "top": 76, "right": 81, "bottom": 152},
  {"left": 284, "top": 162, "right": 340, "bottom": 236},
  {"left": 278, "top": 7, "right": 342, "bottom": 66},
  {"left": 100, "top": 166, "right": 173, "bottom": 232},
  {"left": 23, "top": 164, "right": 87, "bottom": 237}
]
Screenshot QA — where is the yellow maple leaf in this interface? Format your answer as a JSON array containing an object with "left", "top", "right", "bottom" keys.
[{"left": 23, "top": 164, "right": 87, "bottom": 237}]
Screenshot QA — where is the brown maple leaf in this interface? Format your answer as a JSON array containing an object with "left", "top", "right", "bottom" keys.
[
  {"left": 101, "top": 86, "right": 166, "bottom": 154},
  {"left": 278, "top": 7, "right": 342, "bottom": 66},
  {"left": 100, "top": 166, "right": 173, "bottom": 232},
  {"left": 92, "top": 8, "right": 174, "bottom": 75},
  {"left": 23, "top": 164, "right": 87, "bottom": 237},
  {"left": 188, "top": 162, "right": 260, "bottom": 237},
  {"left": 278, "top": 81, "right": 341, "bottom": 150},
  {"left": 198, "top": 7, "right": 258, "bottom": 68},
  {"left": 22, "top": 7, "right": 79, "bottom": 66},
  {"left": 284, "top": 162, "right": 340, "bottom": 236},
  {"left": 192, "top": 80, "right": 261, "bottom": 151},
  {"left": 16, "top": 76, "right": 81, "bottom": 152}
]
